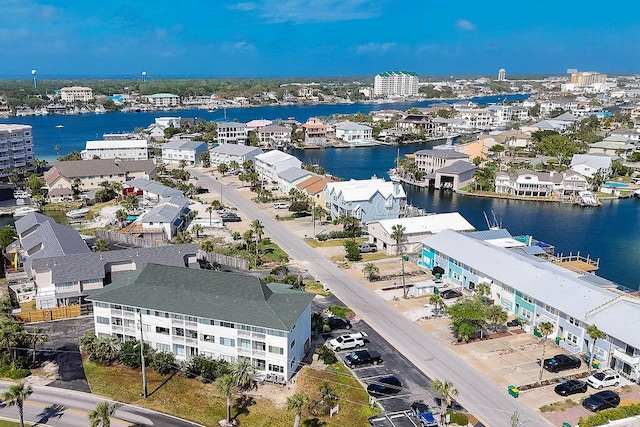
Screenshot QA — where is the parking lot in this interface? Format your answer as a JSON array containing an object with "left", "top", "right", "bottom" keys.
[{"left": 317, "top": 298, "right": 456, "bottom": 426}]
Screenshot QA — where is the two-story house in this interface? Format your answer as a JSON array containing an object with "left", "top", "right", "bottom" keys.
[
  {"left": 254, "top": 150, "right": 302, "bottom": 182},
  {"left": 161, "top": 140, "right": 208, "bottom": 165},
  {"left": 324, "top": 178, "right": 407, "bottom": 222},
  {"left": 216, "top": 122, "right": 248, "bottom": 145},
  {"left": 209, "top": 144, "right": 263, "bottom": 168}
]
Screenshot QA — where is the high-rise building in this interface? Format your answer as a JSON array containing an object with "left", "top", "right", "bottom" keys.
[
  {"left": 374, "top": 71, "right": 419, "bottom": 97},
  {"left": 0, "top": 124, "right": 35, "bottom": 179},
  {"left": 497, "top": 68, "right": 506, "bottom": 81},
  {"left": 570, "top": 71, "right": 607, "bottom": 86}
]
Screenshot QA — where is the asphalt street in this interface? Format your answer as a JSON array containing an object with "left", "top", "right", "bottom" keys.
[
  {"left": 191, "top": 168, "right": 549, "bottom": 427},
  {"left": 0, "top": 381, "right": 203, "bottom": 427}
]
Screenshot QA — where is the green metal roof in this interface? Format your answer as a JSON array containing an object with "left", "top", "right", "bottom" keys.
[{"left": 88, "top": 264, "right": 314, "bottom": 331}]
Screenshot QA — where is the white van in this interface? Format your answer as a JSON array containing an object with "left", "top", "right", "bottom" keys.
[{"left": 273, "top": 202, "right": 290, "bottom": 209}]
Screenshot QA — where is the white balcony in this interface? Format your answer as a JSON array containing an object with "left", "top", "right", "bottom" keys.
[{"left": 613, "top": 348, "right": 640, "bottom": 366}]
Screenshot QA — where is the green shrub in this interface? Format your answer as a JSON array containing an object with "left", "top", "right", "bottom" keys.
[
  {"left": 151, "top": 351, "right": 176, "bottom": 376},
  {"left": 328, "top": 305, "right": 351, "bottom": 319},
  {"left": 9, "top": 368, "right": 31, "bottom": 379},
  {"left": 447, "top": 411, "right": 468, "bottom": 425},
  {"left": 316, "top": 345, "right": 337, "bottom": 365},
  {"left": 579, "top": 402, "right": 640, "bottom": 427}
]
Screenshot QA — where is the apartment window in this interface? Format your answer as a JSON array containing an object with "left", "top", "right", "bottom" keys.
[
  {"left": 254, "top": 359, "right": 266, "bottom": 370},
  {"left": 220, "top": 337, "right": 235, "bottom": 347},
  {"left": 174, "top": 344, "right": 185, "bottom": 357},
  {"left": 568, "top": 317, "right": 579, "bottom": 327},
  {"left": 156, "top": 326, "right": 170, "bottom": 335},
  {"left": 239, "top": 338, "right": 251, "bottom": 349},
  {"left": 240, "top": 324, "right": 252, "bottom": 331},
  {"left": 173, "top": 328, "right": 184, "bottom": 337},
  {"left": 543, "top": 304, "right": 558, "bottom": 315},
  {"left": 268, "top": 329, "right": 286, "bottom": 337},
  {"left": 124, "top": 319, "right": 135, "bottom": 328},
  {"left": 269, "top": 346, "right": 284, "bottom": 355},
  {"left": 201, "top": 334, "right": 214, "bottom": 343},
  {"left": 522, "top": 294, "right": 536, "bottom": 304},
  {"left": 566, "top": 332, "right": 578, "bottom": 345},
  {"left": 111, "top": 317, "right": 122, "bottom": 326},
  {"left": 171, "top": 314, "right": 184, "bottom": 320},
  {"left": 220, "top": 321, "right": 235, "bottom": 329},
  {"left": 97, "top": 316, "right": 109, "bottom": 325},
  {"left": 520, "top": 309, "right": 532, "bottom": 321},
  {"left": 56, "top": 281, "right": 74, "bottom": 290},
  {"left": 186, "top": 329, "right": 197, "bottom": 339},
  {"left": 199, "top": 318, "right": 214, "bottom": 325},
  {"left": 253, "top": 341, "right": 266, "bottom": 351},
  {"left": 95, "top": 302, "right": 109, "bottom": 309},
  {"left": 290, "top": 340, "right": 296, "bottom": 350},
  {"left": 156, "top": 343, "right": 170, "bottom": 352}
]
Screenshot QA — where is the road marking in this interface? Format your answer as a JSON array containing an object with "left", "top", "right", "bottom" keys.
[{"left": 360, "top": 373, "right": 393, "bottom": 381}]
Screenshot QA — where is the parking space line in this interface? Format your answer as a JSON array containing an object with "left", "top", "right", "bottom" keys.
[
  {"left": 374, "top": 393, "right": 414, "bottom": 401},
  {"left": 360, "top": 373, "right": 392, "bottom": 381}
]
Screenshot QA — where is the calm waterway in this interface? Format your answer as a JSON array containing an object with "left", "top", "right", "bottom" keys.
[{"left": 1, "top": 94, "right": 638, "bottom": 291}]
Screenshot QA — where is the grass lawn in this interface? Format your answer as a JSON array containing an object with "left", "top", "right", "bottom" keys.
[
  {"left": 305, "top": 237, "right": 367, "bottom": 248},
  {"left": 360, "top": 252, "right": 392, "bottom": 262},
  {"left": 261, "top": 242, "right": 289, "bottom": 262},
  {"left": 304, "top": 280, "right": 331, "bottom": 297},
  {"left": 0, "top": 421, "right": 23, "bottom": 427}
]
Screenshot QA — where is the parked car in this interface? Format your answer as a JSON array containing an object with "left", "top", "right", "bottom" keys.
[
  {"left": 410, "top": 401, "right": 438, "bottom": 427},
  {"left": 543, "top": 354, "right": 582, "bottom": 373},
  {"left": 327, "top": 332, "right": 368, "bottom": 351},
  {"left": 587, "top": 369, "right": 621, "bottom": 389},
  {"left": 554, "top": 379, "right": 588, "bottom": 396},
  {"left": 344, "top": 350, "right": 382, "bottom": 368},
  {"left": 506, "top": 318, "right": 521, "bottom": 327},
  {"left": 440, "top": 289, "right": 463, "bottom": 299},
  {"left": 358, "top": 243, "right": 377, "bottom": 253},
  {"left": 220, "top": 213, "right": 242, "bottom": 222},
  {"left": 582, "top": 390, "right": 620, "bottom": 412},
  {"left": 367, "top": 376, "right": 402, "bottom": 397},
  {"left": 326, "top": 317, "right": 352, "bottom": 331}
]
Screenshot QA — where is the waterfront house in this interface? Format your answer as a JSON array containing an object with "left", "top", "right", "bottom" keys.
[
  {"left": 30, "top": 244, "right": 197, "bottom": 310},
  {"left": 276, "top": 167, "right": 317, "bottom": 194},
  {"left": 81, "top": 139, "right": 149, "bottom": 161},
  {"left": 146, "top": 94, "right": 180, "bottom": 108},
  {"left": 216, "top": 122, "right": 248, "bottom": 145},
  {"left": 254, "top": 150, "right": 302, "bottom": 182},
  {"left": 324, "top": 177, "right": 407, "bottom": 222},
  {"left": 366, "top": 213, "right": 475, "bottom": 255},
  {"left": 396, "top": 114, "right": 435, "bottom": 137},
  {"left": 89, "top": 263, "right": 314, "bottom": 381},
  {"left": 0, "top": 124, "right": 35, "bottom": 180},
  {"left": 570, "top": 154, "right": 614, "bottom": 179},
  {"left": 431, "top": 161, "right": 477, "bottom": 190},
  {"left": 495, "top": 170, "right": 588, "bottom": 197},
  {"left": 588, "top": 139, "right": 636, "bottom": 158},
  {"left": 301, "top": 122, "right": 328, "bottom": 145},
  {"left": 257, "top": 125, "right": 292, "bottom": 149},
  {"left": 209, "top": 144, "right": 263, "bottom": 168},
  {"left": 414, "top": 149, "right": 470, "bottom": 173},
  {"left": 161, "top": 140, "right": 208, "bottom": 165},
  {"left": 123, "top": 178, "right": 183, "bottom": 203},
  {"left": 334, "top": 122, "right": 374, "bottom": 145},
  {"left": 246, "top": 119, "right": 273, "bottom": 132},
  {"left": 296, "top": 176, "right": 332, "bottom": 208},
  {"left": 132, "top": 196, "right": 191, "bottom": 241},
  {"left": 418, "top": 229, "right": 640, "bottom": 382}
]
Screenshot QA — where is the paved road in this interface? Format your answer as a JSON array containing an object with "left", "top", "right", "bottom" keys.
[
  {"left": 0, "top": 381, "right": 203, "bottom": 427},
  {"left": 192, "top": 168, "right": 548, "bottom": 427}
]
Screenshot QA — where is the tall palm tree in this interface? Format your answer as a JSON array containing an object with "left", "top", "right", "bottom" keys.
[
  {"left": 586, "top": 324, "right": 605, "bottom": 373},
  {"left": 431, "top": 379, "right": 457, "bottom": 422},
  {"left": 286, "top": 393, "right": 308, "bottom": 427},
  {"left": 216, "top": 373, "right": 235, "bottom": 425},
  {"left": 390, "top": 224, "right": 406, "bottom": 255},
  {"left": 0, "top": 319, "right": 26, "bottom": 363},
  {"left": 206, "top": 205, "right": 215, "bottom": 226},
  {"left": 231, "top": 357, "right": 254, "bottom": 390},
  {"left": 28, "top": 327, "right": 48, "bottom": 364},
  {"left": 537, "top": 321, "right": 555, "bottom": 382},
  {"left": 1, "top": 382, "right": 33, "bottom": 427},
  {"left": 115, "top": 209, "right": 128, "bottom": 228},
  {"left": 191, "top": 224, "right": 204, "bottom": 239},
  {"left": 251, "top": 219, "right": 264, "bottom": 259},
  {"left": 362, "top": 262, "right": 379, "bottom": 281},
  {"left": 88, "top": 402, "right": 117, "bottom": 427}
]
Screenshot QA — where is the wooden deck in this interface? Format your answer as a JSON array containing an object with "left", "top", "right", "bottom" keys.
[{"left": 554, "top": 259, "right": 599, "bottom": 272}]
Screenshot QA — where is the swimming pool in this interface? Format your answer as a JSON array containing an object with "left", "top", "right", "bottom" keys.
[{"left": 604, "top": 182, "right": 629, "bottom": 188}]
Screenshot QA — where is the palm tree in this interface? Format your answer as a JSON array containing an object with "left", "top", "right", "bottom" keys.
[
  {"left": 362, "top": 262, "right": 379, "bottom": 281},
  {"left": 474, "top": 283, "right": 491, "bottom": 302},
  {"left": 200, "top": 240, "right": 215, "bottom": 253},
  {"left": 229, "top": 160, "right": 239, "bottom": 171},
  {"left": 88, "top": 402, "right": 117, "bottom": 427},
  {"left": 191, "top": 224, "right": 204, "bottom": 239},
  {"left": 428, "top": 294, "right": 445, "bottom": 317},
  {"left": 537, "top": 321, "right": 555, "bottom": 382},
  {"left": 115, "top": 209, "right": 128, "bottom": 228},
  {"left": 179, "top": 159, "right": 187, "bottom": 170},
  {"left": 206, "top": 205, "right": 215, "bottom": 226},
  {"left": 1, "top": 382, "right": 33, "bottom": 427},
  {"left": 28, "top": 327, "right": 48, "bottom": 364},
  {"left": 0, "top": 319, "right": 26, "bottom": 363},
  {"left": 216, "top": 373, "right": 235, "bottom": 425},
  {"left": 390, "top": 224, "right": 406, "bottom": 255},
  {"left": 231, "top": 357, "right": 254, "bottom": 390},
  {"left": 586, "top": 324, "right": 605, "bottom": 373},
  {"left": 486, "top": 305, "right": 508, "bottom": 332},
  {"left": 251, "top": 219, "right": 264, "bottom": 259},
  {"left": 431, "top": 379, "right": 458, "bottom": 422},
  {"left": 286, "top": 393, "right": 308, "bottom": 427}
]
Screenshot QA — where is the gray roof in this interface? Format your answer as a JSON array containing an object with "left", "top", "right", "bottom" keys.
[
  {"left": 126, "top": 178, "right": 183, "bottom": 198},
  {"left": 139, "top": 196, "right": 189, "bottom": 223},
  {"left": 15, "top": 213, "right": 92, "bottom": 275},
  {"left": 116, "top": 159, "right": 156, "bottom": 175},
  {"left": 211, "top": 144, "right": 263, "bottom": 157},
  {"left": 51, "top": 159, "right": 127, "bottom": 178},
  {"left": 163, "top": 140, "right": 208, "bottom": 150},
  {"left": 421, "top": 229, "right": 618, "bottom": 322},
  {"left": 464, "top": 229, "right": 513, "bottom": 241},
  {"left": 586, "top": 298, "right": 640, "bottom": 349},
  {"left": 88, "top": 264, "right": 314, "bottom": 331},
  {"left": 436, "top": 160, "right": 476, "bottom": 175},
  {"left": 414, "top": 149, "right": 469, "bottom": 159},
  {"left": 216, "top": 122, "right": 246, "bottom": 129},
  {"left": 30, "top": 244, "right": 197, "bottom": 284},
  {"left": 277, "top": 167, "right": 314, "bottom": 183}
]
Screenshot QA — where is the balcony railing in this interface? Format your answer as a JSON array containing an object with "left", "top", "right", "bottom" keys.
[
  {"left": 237, "top": 330, "right": 251, "bottom": 337},
  {"left": 252, "top": 332, "right": 266, "bottom": 340},
  {"left": 613, "top": 348, "right": 640, "bottom": 366},
  {"left": 238, "top": 347, "right": 251, "bottom": 356}
]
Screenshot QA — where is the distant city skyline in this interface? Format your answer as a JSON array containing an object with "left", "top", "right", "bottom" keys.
[{"left": 3, "top": 0, "right": 639, "bottom": 78}]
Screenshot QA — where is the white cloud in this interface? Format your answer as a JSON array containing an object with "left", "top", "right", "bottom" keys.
[
  {"left": 232, "top": 2, "right": 258, "bottom": 11},
  {"left": 356, "top": 42, "right": 396, "bottom": 54},
  {"left": 253, "top": 0, "right": 385, "bottom": 24},
  {"left": 455, "top": 19, "right": 476, "bottom": 31}
]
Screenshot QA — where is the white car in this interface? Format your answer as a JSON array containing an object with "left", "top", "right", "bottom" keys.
[
  {"left": 586, "top": 369, "right": 621, "bottom": 389},
  {"left": 327, "top": 332, "right": 368, "bottom": 351}
]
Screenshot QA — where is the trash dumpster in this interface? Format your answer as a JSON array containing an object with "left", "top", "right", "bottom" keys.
[{"left": 508, "top": 385, "right": 519, "bottom": 398}]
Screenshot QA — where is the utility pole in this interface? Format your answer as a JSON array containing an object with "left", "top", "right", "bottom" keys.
[
  {"left": 220, "top": 181, "right": 223, "bottom": 205},
  {"left": 139, "top": 310, "right": 148, "bottom": 398},
  {"left": 401, "top": 254, "right": 408, "bottom": 298}
]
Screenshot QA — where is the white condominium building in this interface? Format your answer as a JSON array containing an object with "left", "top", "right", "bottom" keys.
[
  {"left": 0, "top": 124, "right": 35, "bottom": 178},
  {"left": 374, "top": 71, "right": 419, "bottom": 97},
  {"left": 60, "top": 86, "right": 94, "bottom": 103},
  {"left": 81, "top": 139, "right": 149, "bottom": 161}
]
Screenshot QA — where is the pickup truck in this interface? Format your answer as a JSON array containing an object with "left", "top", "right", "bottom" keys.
[
  {"left": 344, "top": 350, "right": 382, "bottom": 368},
  {"left": 327, "top": 332, "right": 368, "bottom": 351},
  {"left": 543, "top": 354, "right": 582, "bottom": 373},
  {"left": 358, "top": 243, "right": 378, "bottom": 253},
  {"left": 410, "top": 401, "right": 438, "bottom": 427}
]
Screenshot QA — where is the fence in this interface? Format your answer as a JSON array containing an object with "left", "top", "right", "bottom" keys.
[
  {"left": 95, "top": 230, "right": 167, "bottom": 248},
  {"left": 199, "top": 250, "right": 250, "bottom": 271},
  {"left": 14, "top": 304, "right": 93, "bottom": 323}
]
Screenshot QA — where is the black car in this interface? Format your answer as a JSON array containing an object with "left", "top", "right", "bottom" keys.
[
  {"left": 367, "top": 376, "right": 402, "bottom": 397},
  {"left": 344, "top": 350, "right": 383, "bottom": 368},
  {"left": 582, "top": 390, "right": 620, "bottom": 412},
  {"left": 326, "top": 317, "right": 352, "bottom": 331},
  {"left": 220, "top": 213, "right": 242, "bottom": 222},
  {"left": 440, "top": 289, "right": 463, "bottom": 299},
  {"left": 554, "top": 379, "right": 588, "bottom": 396},
  {"left": 543, "top": 354, "right": 582, "bottom": 373}
]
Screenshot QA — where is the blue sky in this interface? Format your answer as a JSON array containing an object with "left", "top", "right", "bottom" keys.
[{"left": 2, "top": 0, "right": 639, "bottom": 78}]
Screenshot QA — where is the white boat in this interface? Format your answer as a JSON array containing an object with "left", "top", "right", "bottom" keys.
[
  {"left": 577, "top": 191, "right": 600, "bottom": 207},
  {"left": 13, "top": 206, "right": 40, "bottom": 217},
  {"left": 13, "top": 190, "right": 31, "bottom": 199},
  {"left": 66, "top": 207, "right": 90, "bottom": 219},
  {"left": 55, "top": 124, "right": 64, "bottom": 128}
]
